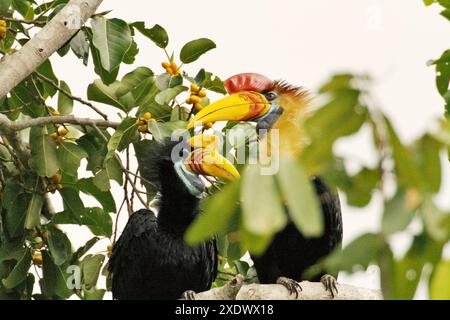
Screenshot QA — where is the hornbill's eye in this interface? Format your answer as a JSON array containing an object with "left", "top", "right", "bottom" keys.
[{"left": 265, "top": 91, "right": 278, "bottom": 101}]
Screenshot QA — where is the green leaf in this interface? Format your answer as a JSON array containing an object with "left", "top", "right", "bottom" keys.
[
  {"left": 131, "top": 22, "right": 168, "bottom": 48},
  {"left": 415, "top": 134, "right": 442, "bottom": 193},
  {"left": 382, "top": 189, "right": 416, "bottom": 235},
  {"left": 76, "top": 178, "right": 116, "bottom": 213},
  {"left": 421, "top": 198, "right": 450, "bottom": 242},
  {"left": 91, "top": 17, "right": 132, "bottom": 72},
  {"left": 389, "top": 234, "right": 443, "bottom": 299},
  {"left": 2, "top": 248, "right": 31, "bottom": 289},
  {"left": 83, "top": 288, "right": 106, "bottom": 300},
  {"left": 29, "top": 126, "right": 59, "bottom": 177},
  {"left": 430, "top": 260, "right": 450, "bottom": 299},
  {"left": 46, "top": 225, "right": 72, "bottom": 266},
  {"left": 155, "top": 85, "right": 188, "bottom": 105},
  {"left": 317, "top": 233, "right": 382, "bottom": 277},
  {"left": 81, "top": 254, "right": 105, "bottom": 290},
  {"left": 57, "top": 81, "right": 73, "bottom": 115},
  {"left": 240, "top": 227, "right": 274, "bottom": 256},
  {"left": 185, "top": 181, "right": 240, "bottom": 244},
  {"left": 40, "top": 250, "right": 73, "bottom": 299},
  {"left": 36, "top": 60, "right": 58, "bottom": 97},
  {"left": 59, "top": 187, "right": 85, "bottom": 221},
  {"left": 202, "top": 72, "right": 227, "bottom": 94},
  {"left": 194, "top": 68, "right": 206, "bottom": 85},
  {"left": 123, "top": 40, "right": 139, "bottom": 64},
  {"left": 70, "top": 29, "right": 89, "bottom": 66},
  {"left": 24, "top": 184, "right": 44, "bottom": 230},
  {"left": 277, "top": 157, "right": 323, "bottom": 237},
  {"left": 77, "top": 131, "right": 108, "bottom": 173},
  {"left": 57, "top": 141, "right": 87, "bottom": 176},
  {"left": 385, "top": 117, "right": 422, "bottom": 188},
  {"left": 106, "top": 117, "right": 139, "bottom": 158},
  {"left": 180, "top": 38, "right": 216, "bottom": 64},
  {"left": 90, "top": 40, "right": 119, "bottom": 85},
  {"left": 87, "top": 79, "right": 134, "bottom": 112},
  {"left": 0, "top": 0, "right": 12, "bottom": 14},
  {"left": 81, "top": 208, "right": 112, "bottom": 238},
  {"left": 241, "top": 164, "right": 287, "bottom": 235},
  {"left": 70, "top": 237, "right": 100, "bottom": 264},
  {"left": 93, "top": 158, "right": 123, "bottom": 191},
  {"left": 6, "top": 193, "right": 30, "bottom": 238},
  {"left": 12, "top": 0, "right": 33, "bottom": 20}
]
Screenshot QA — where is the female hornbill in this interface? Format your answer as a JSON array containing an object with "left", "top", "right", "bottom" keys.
[
  {"left": 108, "top": 136, "right": 239, "bottom": 300},
  {"left": 187, "top": 73, "right": 343, "bottom": 298}
]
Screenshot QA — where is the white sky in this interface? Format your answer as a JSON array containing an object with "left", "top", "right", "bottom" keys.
[{"left": 42, "top": 0, "right": 450, "bottom": 299}]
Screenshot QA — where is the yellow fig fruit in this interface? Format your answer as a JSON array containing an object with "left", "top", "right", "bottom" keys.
[
  {"left": 194, "top": 102, "right": 203, "bottom": 111},
  {"left": 53, "top": 173, "right": 62, "bottom": 183},
  {"left": 162, "top": 62, "right": 170, "bottom": 69},
  {"left": 58, "top": 127, "right": 68, "bottom": 136},
  {"left": 190, "top": 83, "right": 199, "bottom": 92},
  {"left": 51, "top": 110, "right": 60, "bottom": 116},
  {"left": 143, "top": 112, "right": 152, "bottom": 120},
  {"left": 190, "top": 95, "right": 201, "bottom": 104},
  {"left": 203, "top": 122, "right": 214, "bottom": 129},
  {"left": 32, "top": 251, "right": 43, "bottom": 267},
  {"left": 49, "top": 132, "right": 58, "bottom": 139},
  {"left": 198, "top": 90, "right": 207, "bottom": 97}
]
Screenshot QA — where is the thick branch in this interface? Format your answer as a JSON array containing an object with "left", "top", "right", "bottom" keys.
[
  {"left": 193, "top": 281, "right": 383, "bottom": 300},
  {"left": 0, "top": 0, "right": 104, "bottom": 99},
  {"left": 0, "top": 113, "right": 119, "bottom": 131}
]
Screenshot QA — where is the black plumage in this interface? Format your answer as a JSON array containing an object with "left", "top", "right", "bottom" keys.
[
  {"left": 108, "top": 140, "right": 217, "bottom": 300},
  {"left": 251, "top": 176, "right": 342, "bottom": 288}
]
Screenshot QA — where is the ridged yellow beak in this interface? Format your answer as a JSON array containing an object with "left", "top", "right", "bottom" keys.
[
  {"left": 185, "top": 147, "right": 240, "bottom": 181},
  {"left": 187, "top": 92, "right": 271, "bottom": 129}
]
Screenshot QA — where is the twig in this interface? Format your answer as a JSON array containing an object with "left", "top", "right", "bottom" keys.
[
  {"left": 0, "top": 113, "right": 119, "bottom": 131},
  {"left": 91, "top": 124, "right": 149, "bottom": 210},
  {"left": 124, "top": 147, "right": 132, "bottom": 215},
  {"left": 113, "top": 198, "right": 126, "bottom": 245},
  {"left": 0, "top": 16, "right": 46, "bottom": 26},
  {"left": 34, "top": 72, "right": 108, "bottom": 119}
]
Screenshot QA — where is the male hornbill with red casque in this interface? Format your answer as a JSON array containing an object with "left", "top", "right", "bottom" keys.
[
  {"left": 108, "top": 136, "right": 239, "bottom": 299},
  {"left": 187, "top": 73, "right": 343, "bottom": 297}
]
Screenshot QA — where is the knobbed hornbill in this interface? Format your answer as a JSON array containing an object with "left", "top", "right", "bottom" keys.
[
  {"left": 187, "top": 73, "right": 343, "bottom": 297},
  {"left": 108, "top": 136, "right": 239, "bottom": 300}
]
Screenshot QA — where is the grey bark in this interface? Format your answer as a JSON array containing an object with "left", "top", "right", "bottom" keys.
[{"left": 0, "top": 0, "right": 104, "bottom": 99}]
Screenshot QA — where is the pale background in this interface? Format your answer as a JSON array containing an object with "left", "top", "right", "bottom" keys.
[{"left": 41, "top": 0, "right": 450, "bottom": 299}]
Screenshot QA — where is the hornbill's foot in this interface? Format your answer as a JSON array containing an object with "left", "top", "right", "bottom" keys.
[
  {"left": 276, "top": 276, "right": 302, "bottom": 299},
  {"left": 180, "top": 290, "right": 196, "bottom": 300},
  {"left": 320, "top": 274, "right": 338, "bottom": 298}
]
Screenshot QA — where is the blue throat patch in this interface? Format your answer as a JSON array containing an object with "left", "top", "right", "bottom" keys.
[
  {"left": 173, "top": 161, "right": 204, "bottom": 198},
  {"left": 255, "top": 104, "right": 284, "bottom": 131}
]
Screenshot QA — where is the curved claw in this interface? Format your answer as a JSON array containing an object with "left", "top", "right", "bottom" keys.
[
  {"left": 277, "top": 276, "right": 302, "bottom": 299},
  {"left": 180, "top": 290, "right": 196, "bottom": 300},
  {"left": 320, "top": 274, "right": 339, "bottom": 298}
]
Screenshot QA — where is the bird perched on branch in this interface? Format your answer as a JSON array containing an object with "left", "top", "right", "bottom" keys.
[
  {"left": 108, "top": 136, "right": 240, "bottom": 300},
  {"left": 187, "top": 73, "right": 343, "bottom": 297}
]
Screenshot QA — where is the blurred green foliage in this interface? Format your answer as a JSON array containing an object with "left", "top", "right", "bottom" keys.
[{"left": 0, "top": 0, "right": 448, "bottom": 300}]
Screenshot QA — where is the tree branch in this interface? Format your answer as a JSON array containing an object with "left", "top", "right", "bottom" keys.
[
  {"left": 192, "top": 280, "right": 383, "bottom": 300},
  {"left": 0, "top": 113, "right": 119, "bottom": 131},
  {"left": 0, "top": 16, "right": 46, "bottom": 26},
  {"left": 0, "top": 0, "right": 104, "bottom": 99},
  {"left": 34, "top": 72, "right": 108, "bottom": 119}
]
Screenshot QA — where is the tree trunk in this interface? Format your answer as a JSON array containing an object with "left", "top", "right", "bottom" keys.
[{"left": 0, "top": 0, "right": 104, "bottom": 99}]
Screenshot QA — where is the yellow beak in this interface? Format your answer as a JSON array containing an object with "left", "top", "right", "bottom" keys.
[
  {"left": 187, "top": 92, "right": 271, "bottom": 129},
  {"left": 185, "top": 147, "right": 240, "bottom": 181}
]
